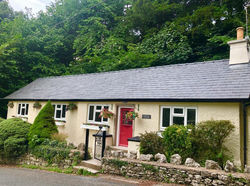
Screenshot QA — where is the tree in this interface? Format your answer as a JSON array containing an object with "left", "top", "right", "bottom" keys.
[
  {"left": 28, "top": 101, "right": 58, "bottom": 148},
  {"left": 140, "top": 24, "right": 192, "bottom": 66}
]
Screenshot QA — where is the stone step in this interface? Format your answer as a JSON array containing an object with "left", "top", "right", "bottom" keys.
[
  {"left": 73, "top": 166, "right": 99, "bottom": 174},
  {"left": 79, "top": 159, "right": 101, "bottom": 170},
  {"left": 109, "top": 146, "right": 128, "bottom": 153}
]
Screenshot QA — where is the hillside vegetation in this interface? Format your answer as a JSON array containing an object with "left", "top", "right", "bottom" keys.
[{"left": 0, "top": 0, "right": 247, "bottom": 117}]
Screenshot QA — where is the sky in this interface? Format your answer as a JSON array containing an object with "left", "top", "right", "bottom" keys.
[{"left": 9, "top": 0, "right": 54, "bottom": 14}]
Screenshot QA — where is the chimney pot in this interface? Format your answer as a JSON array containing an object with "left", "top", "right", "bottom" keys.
[{"left": 236, "top": 27, "right": 244, "bottom": 40}]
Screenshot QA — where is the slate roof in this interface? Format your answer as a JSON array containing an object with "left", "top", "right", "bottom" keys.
[{"left": 4, "top": 59, "right": 250, "bottom": 101}]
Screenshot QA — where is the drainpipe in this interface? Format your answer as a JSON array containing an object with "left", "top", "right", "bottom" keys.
[{"left": 243, "top": 101, "right": 250, "bottom": 166}]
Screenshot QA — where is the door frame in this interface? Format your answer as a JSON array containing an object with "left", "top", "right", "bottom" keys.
[{"left": 116, "top": 106, "right": 134, "bottom": 147}]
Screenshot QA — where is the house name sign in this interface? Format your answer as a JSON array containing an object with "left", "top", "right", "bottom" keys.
[{"left": 142, "top": 114, "right": 151, "bottom": 119}]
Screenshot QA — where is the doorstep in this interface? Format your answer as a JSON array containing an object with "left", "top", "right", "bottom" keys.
[{"left": 109, "top": 146, "right": 128, "bottom": 153}]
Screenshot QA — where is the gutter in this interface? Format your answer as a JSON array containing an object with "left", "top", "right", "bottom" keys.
[
  {"left": 243, "top": 101, "right": 250, "bottom": 166},
  {"left": 2, "top": 98, "right": 250, "bottom": 103}
]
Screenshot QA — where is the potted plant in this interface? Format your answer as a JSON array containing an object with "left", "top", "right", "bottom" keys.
[
  {"left": 99, "top": 108, "right": 115, "bottom": 119},
  {"left": 7, "top": 102, "right": 14, "bottom": 108},
  {"left": 66, "top": 103, "right": 77, "bottom": 111},
  {"left": 126, "top": 111, "right": 139, "bottom": 120},
  {"left": 33, "top": 101, "right": 42, "bottom": 109}
]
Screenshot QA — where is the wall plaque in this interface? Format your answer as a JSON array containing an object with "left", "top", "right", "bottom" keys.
[{"left": 142, "top": 114, "right": 151, "bottom": 119}]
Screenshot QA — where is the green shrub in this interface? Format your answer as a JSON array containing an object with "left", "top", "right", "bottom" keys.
[
  {"left": 162, "top": 125, "right": 192, "bottom": 161},
  {"left": 0, "top": 118, "right": 5, "bottom": 123},
  {"left": 0, "top": 118, "right": 30, "bottom": 158},
  {"left": 190, "top": 120, "right": 235, "bottom": 167},
  {"left": 4, "top": 137, "right": 27, "bottom": 157},
  {"left": 139, "top": 132, "right": 164, "bottom": 156},
  {"left": 51, "top": 133, "right": 68, "bottom": 142},
  {"left": 31, "top": 139, "right": 71, "bottom": 164},
  {"left": 28, "top": 101, "right": 58, "bottom": 148}
]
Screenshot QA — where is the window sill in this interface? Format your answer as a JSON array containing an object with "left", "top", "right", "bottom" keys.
[
  {"left": 16, "top": 116, "right": 28, "bottom": 121},
  {"left": 81, "top": 123, "right": 109, "bottom": 131},
  {"left": 55, "top": 121, "right": 66, "bottom": 126}
]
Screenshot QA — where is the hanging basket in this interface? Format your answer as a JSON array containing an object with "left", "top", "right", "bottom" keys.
[
  {"left": 7, "top": 102, "right": 14, "bottom": 108},
  {"left": 33, "top": 102, "right": 42, "bottom": 109},
  {"left": 99, "top": 108, "right": 115, "bottom": 119},
  {"left": 126, "top": 111, "right": 139, "bottom": 120},
  {"left": 66, "top": 103, "right": 77, "bottom": 111}
]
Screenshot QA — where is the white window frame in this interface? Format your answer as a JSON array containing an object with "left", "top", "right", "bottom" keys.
[
  {"left": 17, "top": 103, "right": 29, "bottom": 117},
  {"left": 53, "top": 104, "right": 67, "bottom": 121},
  {"left": 160, "top": 106, "right": 197, "bottom": 130},
  {"left": 87, "top": 104, "right": 110, "bottom": 124},
  {"left": 160, "top": 106, "right": 171, "bottom": 131}
]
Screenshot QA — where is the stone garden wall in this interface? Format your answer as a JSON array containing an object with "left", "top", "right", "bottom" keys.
[
  {"left": 102, "top": 157, "right": 250, "bottom": 186},
  {"left": 17, "top": 154, "right": 75, "bottom": 169}
]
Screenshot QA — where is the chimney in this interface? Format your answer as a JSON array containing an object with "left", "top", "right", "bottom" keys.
[{"left": 228, "top": 27, "right": 250, "bottom": 65}]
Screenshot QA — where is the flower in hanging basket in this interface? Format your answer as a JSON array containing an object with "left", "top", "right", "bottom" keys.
[
  {"left": 66, "top": 103, "right": 77, "bottom": 111},
  {"left": 7, "top": 102, "right": 14, "bottom": 108},
  {"left": 99, "top": 108, "right": 115, "bottom": 119},
  {"left": 33, "top": 101, "right": 42, "bottom": 109},
  {"left": 126, "top": 111, "right": 139, "bottom": 120}
]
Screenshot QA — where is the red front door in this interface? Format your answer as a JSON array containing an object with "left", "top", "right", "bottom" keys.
[{"left": 119, "top": 108, "right": 134, "bottom": 147}]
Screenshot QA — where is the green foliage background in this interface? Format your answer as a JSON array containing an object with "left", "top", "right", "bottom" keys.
[{"left": 0, "top": 0, "right": 248, "bottom": 117}]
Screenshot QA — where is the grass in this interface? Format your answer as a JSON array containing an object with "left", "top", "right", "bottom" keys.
[
  {"left": 21, "top": 164, "right": 97, "bottom": 176},
  {"left": 76, "top": 168, "right": 97, "bottom": 176},
  {"left": 21, "top": 164, "right": 73, "bottom": 174}
]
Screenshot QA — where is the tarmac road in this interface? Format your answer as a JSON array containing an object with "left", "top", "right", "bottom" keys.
[{"left": 0, "top": 167, "right": 136, "bottom": 186}]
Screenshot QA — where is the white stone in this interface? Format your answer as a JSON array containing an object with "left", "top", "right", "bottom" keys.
[
  {"left": 127, "top": 151, "right": 137, "bottom": 159},
  {"left": 170, "top": 154, "right": 182, "bottom": 165},
  {"left": 244, "top": 165, "right": 250, "bottom": 173},
  {"left": 205, "top": 160, "right": 222, "bottom": 170},
  {"left": 185, "top": 158, "right": 200, "bottom": 167},
  {"left": 224, "top": 160, "right": 235, "bottom": 172},
  {"left": 139, "top": 154, "right": 153, "bottom": 161},
  {"left": 154, "top": 153, "right": 166, "bottom": 163}
]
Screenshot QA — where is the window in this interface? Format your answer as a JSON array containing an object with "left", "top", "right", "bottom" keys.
[
  {"left": 18, "top": 103, "right": 29, "bottom": 116},
  {"left": 53, "top": 104, "right": 66, "bottom": 120},
  {"left": 160, "top": 106, "right": 197, "bottom": 130},
  {"left": 88, "top": 104, "right": 109, "bottom": 124}
]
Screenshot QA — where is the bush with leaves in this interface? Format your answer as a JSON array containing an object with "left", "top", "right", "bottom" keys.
[
  {"left": 0, "top": 118, "right": 5, "bottom": 123},
  {"left": 162, "top": 125, "right": 192, "bottom": 162},
  {"left": 28, "top": 101, "right": 58, "bottom": 148},
  {"left": 0, "top": 118, "right": 30, "bottom": 158},
  {"left": 140, "top": 132, "right": 164, "bottom": 156},
  {"left": 31, "top": 139, "right": 72, "bottom": 164},
  {"left": 190, "top": 120, "right": 235, "bottom": 167}
]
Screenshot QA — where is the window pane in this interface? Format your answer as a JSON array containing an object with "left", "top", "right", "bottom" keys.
[
  {"left": 18, "top": 104, "right": 21, "bottom": 115},
  {"left": 103, "top": 117, "right": 108, "bottom": 122},
  {"left": 104, "top": 106, "right": 109, "bottom": 110},
  {"left": 173, "top": 116, "right": 184, "bottom": 125},
  {"left": 62, "top": 105, "right": 66, "bottom": 118},
  {"left": 21, "top": 108, "right": 25, "bottom": 116},
  {"left": 22, "top": 104, "right": 25, "bottom": 107},
  {"left": 57, "top": 105, "right": 61, "bottom": 108},
  {"left": 187, "top": 109, "right": 196, "bottom": 125},
  {"left": 88, "top": 106, "right": 94, "bottom": 120},
  {"left": 174, "top": 108, "right": 183, "bottom": 114},
  {"left": 25, "top": 104, "right": 29, "bottom": 115},
  {"left": 96, "top": 106, "right": 102, "bottom": 110},
  {"left": 162, "top": 108, "right": 170, "bottom": 127},
  {"left": 56, "top": 110, "right": 61, "bottom": 118},
  {"left": 95, "top": 112, "right": 101, "bottom": 122}
]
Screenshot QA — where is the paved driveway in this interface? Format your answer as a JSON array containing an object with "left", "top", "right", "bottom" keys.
[{"left": 0, "top": 167, "right": 136, "bottom": 186}]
